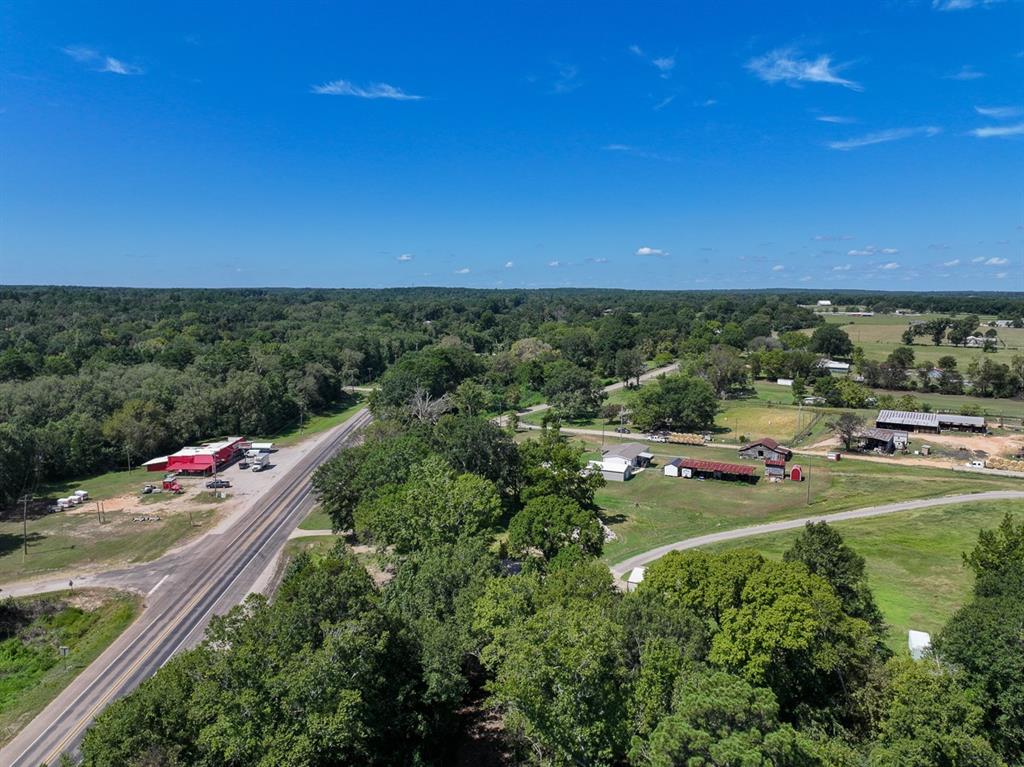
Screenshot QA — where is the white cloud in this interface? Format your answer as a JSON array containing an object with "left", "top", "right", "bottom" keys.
[
  {"left": 828, "top": 126, "right": 940, "bottom": 151},
  {"left": 772, "top": 264, "right": 785, "bottom": 271},
  {"left": 799, "top": 275, "right": 813, "bottom": 282},
  {"left": 547, "top": 260, "right": 561, "bottom": 267},
  {"left": 504, "top": 261, "right": 514, "bottom": 268},
  {"left": 848, "top": 249, "right": 873, "bottom": 256},
  {"left": 652, "top": 56, "right": 675, "bottom": 76},
  {"left": 454, "top": 267, "right": 470, "bottom": 274},
  {"left": 985, "top": 257, "right": 1009, "bottom": 265},
  {"left": 816, "top": 115, "right": 856, "bottom": 124},
  {"left": 747, "top": 48, "right": 862, "bottom": 91},
  {"left": 100, "top": 56, "right": 143, "bottom": 75},
  {"left": 880, "top": 247, "right": 900, "bottom": 255},
  {"left": 996, "top": 271, "right": 1009, "bottom": 278},
  {"left": 630, "top": 45, "right": 675, "bottom": 78},
  {"left": 969, "top": 122, "right": 1024, "bottom": 138},
  {"left": 833, "top": 264, "right": 852, "bottom": 271},
  {"left": 943, "top": 259, "right": 961, "bottom": 266},
  {"left": 880, "top": 262, "right": 900, "bottom": 270},
  {"left": 551, "top": 63, "right": 580, "bottom": 94},
  {"left": 975, "top": 105, "right": 1023, "bottom": 119},
  {"left": 946, "top": 65, "right": 985, "bottom": 80},
  {"left": 62, "top": 45, "right": 98, "bottom": 62},
  {"left": 814, "top": 234, "right": 855, "bottom": 241},
  {"left": 972, "top": 256, "right": 986, "bottom": 262},
  {"left": 63, "top": 46, "right": 142, "bottom": 75},
  {"left": 653, "top": 95, "right": 675, "bottom": 111},
  {"left": 933, "top": 0, "right": 1005, "bottom": 9},
  {"left": 700, "top": 98, "right": 717, "bottom": 107},
  {"left": 311, "top": 80, "right": 423, "bottom": 100},
  {"left": 635, "top": 246, "right": 668, "bottom": 257},
  {"left": 396, "top": 253, "right": 414, "bottom": 262}
]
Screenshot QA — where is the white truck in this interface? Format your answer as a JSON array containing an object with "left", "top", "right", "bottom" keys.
[{"left": 250, "top": 452, "right": 270, "bottom": 472}]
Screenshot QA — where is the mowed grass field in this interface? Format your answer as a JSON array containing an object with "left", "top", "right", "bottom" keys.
[
  {"left": 589, "top": 438, "right": 1024, "bottom": 565},
  {"left": 818, "top": 313, "right": 1024, "bottom": 368},
  {"left": 0, "top": 507, "right": 216, "bottom": 583},
  {"left": 707, "top": 501, "right": 1024, "bottom": 651}
]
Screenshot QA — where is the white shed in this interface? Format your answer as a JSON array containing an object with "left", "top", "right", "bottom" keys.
[
  {"left": 663, "top": 458, "right": 685, "bottom": 477},
  {"left": 626, "top": 567, "right": 646, "bottom": 592},
  {"left": 908, "top": 629, "right": 931, "bottom": 660}
]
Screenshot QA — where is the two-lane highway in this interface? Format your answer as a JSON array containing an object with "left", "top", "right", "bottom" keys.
[{"left": 1, "top": 408, "right": 372, "bottom": 767}]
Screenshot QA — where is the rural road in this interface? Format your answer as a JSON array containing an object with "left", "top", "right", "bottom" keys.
[
  {"left": 515, "top": 361, "right": 680, "bottom": 419},
  {"left": 0, "top": 408, "right": 372, "bottom": 767},
  {"left": 609, "top": 489, "right": 1024, "bottom": 580}
]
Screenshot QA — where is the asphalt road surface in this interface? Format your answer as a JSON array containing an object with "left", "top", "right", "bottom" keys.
[
  {"left": 1, "top": 408, "right": 372, "bottom": 767},
  {"left": 610, "top": 489, "right": 1024, "bottom": 581}
]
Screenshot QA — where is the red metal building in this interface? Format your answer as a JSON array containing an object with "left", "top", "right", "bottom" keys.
[{"left": 144, "top": 437, "right": 246, "bottom": 475}]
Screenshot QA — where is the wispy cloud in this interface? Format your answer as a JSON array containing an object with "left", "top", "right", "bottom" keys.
[
  {"left": 848, "top": 245, "right": 900, "bottom": 256},
  {"left": 816, "top": 115, "right": 856, "bottom": 124},
  {"left": 547, "top": 260, "right": 561, "bottom": 267},
  {"left": 813, "top": 234, "right": 855, "bottom": 241},
  {"left": 972, "top": 256, "right": 986, "bottom": 263},
  {"left": 771, "top": 264, "right": 785, "bottom": 271},
  {"left": 63, "top": 45, "right": 143, "bottom": 75},
  {"left": 985, "top": 257, "right": 1009, "bottom": 265},
  {"left": 551, "top": 63, "right": 580, "bottom": 94},
  {"left": 996, "top": 271, "right": 1009, "bottom": 278},
  {"left": 629, "top": 45, "right": 675, "bottom": 78},
  {"left": 828, "top": 126, "right": 940, "bottom": 151},
  {"left": 504, "top": 261, "right": 514, "bottom": 269},
  {"left": 833, "top": 264, "right": 852, "bottom": 271},
  {"left": 653, "top": 95, "right": 676, "bottom": 111},
  {"left": 968, "top": 122, "right": 1024, "bottom": 138},
  {"left": 975, "top": 105, "right": 1023, "bottom": 119},
  {"left": 799, "top": 275, "right": 813, "bottom": 282},
  {"left": 700, "top": 98, "right": 717, "bottom": 107},
  {"left": 396, "top": 253, "right": 414, "bottom": 262},
  {"left": 943, "top": 259, "right": 961, "bottom": 266},
  {"left": 747, "top": 48, "right": 862, "bottom": 91},
  {"left": 603, "top": 144, "right": 676, "bottom": 162},
  {"left": 880, "top": 262, "right": 900, "bottom": 270},
  {"left": 933, "top": 0, "right": 1005, "bottom": 9},
  {"left": 946, "top": 65, "right": 985, "bottom": 81},
  {"left": 100, "top": 56, "right": 143, "bottom": 75},
  {"left": 312, "top": 79, "right": 423, "bottom": 100},
  {"left": 62, "top": 45, "right": 97, "bottom": 62},
  {"left": 636, "top": 246, "right": 668, "bottom": 257},
  {"left": 454, "top": 267, "right": 470, "bottom": 274},
  {"left": 586, "top": 257, "right": 609, "bottom": 264}
]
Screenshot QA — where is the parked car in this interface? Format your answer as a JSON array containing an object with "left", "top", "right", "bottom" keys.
[
  {"left": 206, "top": 478, "right": 231, "bottom": 489},
  {"left": 614, "top": 426, "right": 631, "bottom": 434}
]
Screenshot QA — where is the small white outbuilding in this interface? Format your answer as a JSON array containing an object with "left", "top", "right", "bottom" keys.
[
  {"left": 626, "top": 567, "right": 646, "bottom": 592},
  {"left": 908, "top": 629, "right": 931, "bottom": 660}
]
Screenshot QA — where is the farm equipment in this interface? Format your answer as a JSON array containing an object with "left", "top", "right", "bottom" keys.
[
  {"left": 162, "top": 479, "right": 184, "bottom": 494},
  {"left": 666, "top": 432, "right": 707, "bottom": 446}
]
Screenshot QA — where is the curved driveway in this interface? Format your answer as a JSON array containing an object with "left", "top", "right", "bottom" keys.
[{"left": 610, "top": 489, "right": 1024, "bottom": 580}]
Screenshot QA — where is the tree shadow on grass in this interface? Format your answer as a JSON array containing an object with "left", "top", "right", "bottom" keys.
[{"left": 0, "top": 531, "right": 47, "bottom": 558}]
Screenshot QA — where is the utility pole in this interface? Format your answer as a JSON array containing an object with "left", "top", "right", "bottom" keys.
[
  {"left": 806, "top": 467, "right": 811, "bottom": 505},
  {"left": 20, "top": 493, "right": 31, "bottom": 559}
]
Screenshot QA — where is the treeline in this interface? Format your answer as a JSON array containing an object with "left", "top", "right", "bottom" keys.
[
  {"left": 0, "top": 287, "right": 824, "bottom": 505},
  {"left": 78, "top": 387, "right": 1024, "bottom": 764}
]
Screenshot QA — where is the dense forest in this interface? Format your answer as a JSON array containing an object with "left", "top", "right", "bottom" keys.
[
  {"left": 2, "top": 286, "right": 1023, "bottom": 506},
  {"left": 76, "top": 381, "right": 1024, "bottom": 765}
]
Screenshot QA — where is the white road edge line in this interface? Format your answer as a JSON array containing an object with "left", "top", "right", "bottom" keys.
[{"left": 146, "top": 575, "right": 169, "bottom": 597}]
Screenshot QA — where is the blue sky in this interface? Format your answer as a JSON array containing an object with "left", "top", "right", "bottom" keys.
[{"left": 1, "top": 0, "right": 1022, "bottom": 291}]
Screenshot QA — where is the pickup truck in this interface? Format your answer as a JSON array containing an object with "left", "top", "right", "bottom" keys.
[{"left": 206, "top": 478, "right": 231, "bottom": 489}]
